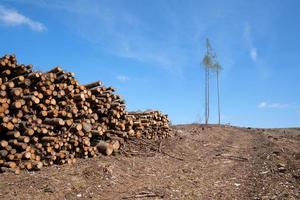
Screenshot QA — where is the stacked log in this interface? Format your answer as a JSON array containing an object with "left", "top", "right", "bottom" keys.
[
  {"left": 126, "top": 111, "right": 171, "bottom": 140},
  {"left": 0, "top": 54, "right": 170, "bottom": 174}
]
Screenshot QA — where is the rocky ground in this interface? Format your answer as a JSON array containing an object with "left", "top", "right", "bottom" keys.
[{"left": 0, "top": 124, "right": 299, "bottom": 199}]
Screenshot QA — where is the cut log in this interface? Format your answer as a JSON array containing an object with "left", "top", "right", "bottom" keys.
[
  {"left": 1, "top": 167, "right": 20, "bottom": 174},
  {"left": 82, "top": 122, "right": 92, "bottom": 133},
  {"left": 84, "top": 81, "right": 102, "bottom": 89},
  {"left": 44, "top": 118, "right": 65, "bottom": 126},
  {"left": 6, "top": 131, "right": 20, "bottom": 138},
  {"left": 96, "top": 141, "right": 113, "bottom": 156}
]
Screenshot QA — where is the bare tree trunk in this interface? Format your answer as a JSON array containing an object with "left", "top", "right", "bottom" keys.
[
  {"left": 207, "top": 68, "right": 210, "bottom": 124},
  {"left": 217, "top": 70, "right": 220, "bottom": 125},
  {"left": 205, "top": 67, "right": 207, "bottom": 124},
  {"left": 205, "top": 67, "right": 209, "bottom": 125}
]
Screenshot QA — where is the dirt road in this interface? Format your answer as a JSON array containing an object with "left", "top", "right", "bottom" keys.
[{"left": 0, "top": 125, "right": 299, "bottom": 199}]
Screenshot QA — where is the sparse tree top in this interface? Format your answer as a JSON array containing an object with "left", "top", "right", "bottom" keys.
[
  {"left": 212, "top": 62, "right": 222, "bottom": 72},
  {"left": 203, "top": 54, "right": 213, "bottom": 68},
  {"left": 202, "top": 38, "right": 222, "bottom": 72}
]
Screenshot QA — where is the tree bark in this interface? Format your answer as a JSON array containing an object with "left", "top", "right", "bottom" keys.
[{"left": 217, "top": 70, "right": 221, "bottom": 125}]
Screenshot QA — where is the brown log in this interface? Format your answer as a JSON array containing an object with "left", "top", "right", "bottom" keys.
[
  {"left": 31, "top": 161, "right": 43, "bottom": 170},
  {"left": 10, "top": 88, "right": 22, "bottom": 97},
  {"left": 1, "top": 167, "right": 20, "bottom": 174},
  {"left": 41, "top": 137, "right": 57, "bottom": 143},
  {"left": 6, "top": 131, "right": 20, "bottom": 138},
  {"left": 24, "top": 161, "right": 33, "bottom": 170},
  {"left": 22, "top": 151, "right": 32, "bottom": 159},
  {"left": 11, "top": 141, "right": 28, "bottom": 150},
  {"left": 0, "top": 150, "right": 8, "bottom": 157},
  {"left": 48, "top": 66, "right": 63, "bottom": 74},
  {"left": 90, "top": 130, "right": 103, "bottom": 136},
  {"left": 0, "top": 140, "right": 8, "bottom": 148},
  {"left": 96, "top": 141, "right": 113, "bottom": 156},
  {"left": 2, "top": 122, "right": 14, "bottom": 130},
  {"left": 82, "top": 122, "right": 92, "bottom": 133},
  {"left": 5, "top": 81, "right": 15, "bottom": 88},
  {"left": 18, "top": 136, "right": 30, "bottom": 143},
  {"left": 7, "top": 154, "right": 15, "bottom": 160},
  {"left": 3, "top": 161, "right": 16, "bottom": 169},
  {"left": 70, "top": 123, "right": 82, "bottom": 131},
  {"left": 84, "top": 81, "right": 102, "bottom": 89},
  {"left": 44, "top": 118, "right": 65, "bottom": 126},
  {"left": 111, "top": 140, "right": 120, "bottom": 152}
]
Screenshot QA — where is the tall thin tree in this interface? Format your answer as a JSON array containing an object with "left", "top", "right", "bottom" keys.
[
  {"left": 202, "top": 38, "right": 213, "bottom": 124},
  {"left": 202, "top": 38, "right": 222, "bottom": 125},
  {"left": 212, "top": 62, "right": 221, "bottom": 125}
]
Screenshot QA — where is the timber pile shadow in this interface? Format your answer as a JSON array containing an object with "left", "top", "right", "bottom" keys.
[{"left": 0, "top": 54, "right": 170, "bottom": 174}]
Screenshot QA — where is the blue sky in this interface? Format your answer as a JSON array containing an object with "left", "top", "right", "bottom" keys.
[{"left": 0, "top": 0, "right": 299, "bottom": 128}]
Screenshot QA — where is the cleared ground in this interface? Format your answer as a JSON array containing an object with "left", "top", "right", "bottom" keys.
[{"left": 0, "top": 124, "right": 299, "bottom": 199}]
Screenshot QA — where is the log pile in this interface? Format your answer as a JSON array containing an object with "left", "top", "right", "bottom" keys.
[
  {"left": 125, "top": 111, "right": 170, "bottom": 140},
  {"left": 0, "top": 54, "right": 170, "bottom": 174}
]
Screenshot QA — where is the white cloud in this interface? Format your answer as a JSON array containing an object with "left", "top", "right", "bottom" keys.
[
  {"left": 244, "top": 24, "right": 258, "bottom": 62},
  {"left": 243, "top": 23, "right": 271, "bottom": 78},
  {"left": 0, "top": 5, "right": 46, "bottom": 31},
  {"left": 258, "top": 102, "right": 267, "bottom": 108},
  {"left": 258, "top": 101, "right": 289, "bottom": 109},
  {"left": 5, "top": 1, "right": 250, "bottom": 77},
  {"left": 116, "top": 75, "right": 130, "bottom": 82},
  {"left": 250, "top": 48, "right": 257, "bottom": 62},
  {"left": 6, "top": 0, "right": 187, "bottom": 75}
]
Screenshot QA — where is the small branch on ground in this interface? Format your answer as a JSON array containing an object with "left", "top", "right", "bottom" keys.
[
  {"left": 122, "top": 191, "right": 163, "bottom": 199},
  {"left": 161, "top": 151, "right": 185, "bottom": 161},
  {"left": 215, "top": 154, "right": 248, "bottom": 162}
]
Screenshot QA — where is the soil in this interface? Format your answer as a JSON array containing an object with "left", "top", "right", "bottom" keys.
[{"left": 0, "top": 124, "right": 299, "bottom": 200}]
